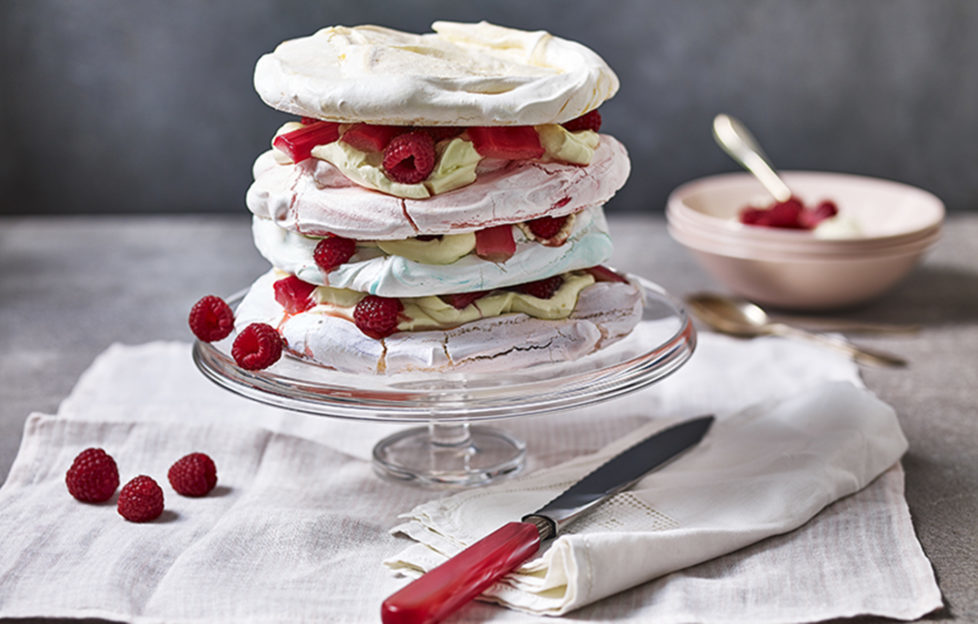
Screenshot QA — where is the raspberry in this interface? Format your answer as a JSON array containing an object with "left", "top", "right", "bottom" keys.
[
  {"left": 168, "top": 452, "right": 218, "bottom": 497},
  {"left": 519, "top": 275, "right": 564, "bottom": 299},
  {"left": 382, "top": 131, "right": 436, "bottom": 184},
  {"left": 117, "top": 475, "right": 164, "bottom": 522},
  {"left": 188, "top": 295, "right": 234, "bottom": 342},
  {"left": 739, "top": 207, "right": 769, "bottom": 225},
  {"left": 801, "top": 200, "right": 839, "bottom": 228},
  {"left": 767, "top": 198, "right": 805, "bottom": 228},
  {"left": 231, "top": 322, "right": 283, "bottom": 370},
  {"left": 313, "top": 236, "right": 357, "bottom": 273},
  {"left": 562, "top": 110, "right": 602, "bottom": 133},
  {"left": 353, "top": 295, "right": 403, "bottom": 339},
  {"left": 65, "top": 448, "right": 119, "bottom": 503},
  {"left": 526, "top": 215, "right": 568, "bottom": 240}
]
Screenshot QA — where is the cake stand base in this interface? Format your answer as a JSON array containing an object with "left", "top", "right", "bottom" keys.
[{"left": 372, "top": 422, "right": 525, "bottom": 487}]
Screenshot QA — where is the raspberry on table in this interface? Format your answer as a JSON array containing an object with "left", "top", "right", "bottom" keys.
[
  {"left": 231, "top": 322, "right": 283, "bottom": 370},
  {"left": 518, "top": 275, "right": 564, "bottom": 299},
  {"left": 117, "top": 475, "right": 164, "bottom": 522},
  {"left": 382, "top": 131, "right": 436, "bottom": 184},
  {"left": 313, "top": 236, "right": 357, "bottom": 273},
  {"left": 188, "top": 295, "right": 235, "bottom": 342},
  {"left": 526, "top": 215, "right": 568, "bottom": 240},
  {"left": 353, "top": 295, "right": 403, "bottom": 339},
  {"left": 65, "top": 447, "right": 119, "bottom": 503},
  {"left": 168, "top": 452, "right": 218, "bottom": 497},
  {"left": 562, "top": 109, "right": 602, "bottom": 133}
]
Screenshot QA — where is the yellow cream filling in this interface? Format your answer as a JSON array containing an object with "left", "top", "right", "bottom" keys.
[
  {"left": 376, "top": 232, "right": 476, "bottom": 265},
  {"left": 308, "top": 272, "right": 595, "bottom": 331},
  {"left": 536, "top": 126, "right": 599, "bottom": 165}
]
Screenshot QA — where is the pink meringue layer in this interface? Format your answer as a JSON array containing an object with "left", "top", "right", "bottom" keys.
[{"left": 246, "top": 135, "right": 630, "bottom": 240}]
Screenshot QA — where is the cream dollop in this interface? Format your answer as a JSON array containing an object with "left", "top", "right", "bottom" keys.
[{"left": 254, "top": 21, "right": 619, "bottom": 125}]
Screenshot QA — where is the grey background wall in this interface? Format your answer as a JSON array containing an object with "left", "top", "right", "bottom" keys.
[{"left": 1, "top": 0, "right": 976, "bottom": 216}]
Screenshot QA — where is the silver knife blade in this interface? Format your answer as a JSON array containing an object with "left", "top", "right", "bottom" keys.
[{"left": 523, "top": 415, "right": 714, "bottom": 538}]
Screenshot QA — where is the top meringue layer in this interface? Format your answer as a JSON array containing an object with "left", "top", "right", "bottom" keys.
[{"left": 254, "top": 21, "right": 620, "bottom": 126}]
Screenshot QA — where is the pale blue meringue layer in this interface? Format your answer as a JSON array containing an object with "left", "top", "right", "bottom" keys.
[{"left": 251, "top": 206, "right": 614, "bottom": 297}]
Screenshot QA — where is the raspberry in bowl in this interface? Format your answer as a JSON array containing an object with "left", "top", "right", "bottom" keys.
[{"left": 666, "top": 171, "right": 944, "bottom": 310}]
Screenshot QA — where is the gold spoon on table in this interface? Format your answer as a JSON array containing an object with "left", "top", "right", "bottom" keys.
[{"left": 685, "top": 292, "right": 908, "bottom": 368}]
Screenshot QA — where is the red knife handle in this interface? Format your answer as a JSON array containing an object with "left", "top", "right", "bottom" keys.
[{"left": 381, "top": 521, "right": 542, "bottom": 624}]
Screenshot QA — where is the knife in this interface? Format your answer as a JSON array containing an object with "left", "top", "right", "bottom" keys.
[{"left": 381, "top": 414, "right": 715, "bottom": 624}]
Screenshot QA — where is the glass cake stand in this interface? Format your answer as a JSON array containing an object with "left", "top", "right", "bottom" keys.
[{"left": 192, "top": 275, "right": 696, "bottom": 487}]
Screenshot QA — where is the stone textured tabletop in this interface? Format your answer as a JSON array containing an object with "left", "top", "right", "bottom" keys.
[{"left": 1, "top": 214, "right": 975, "bottom": 622}]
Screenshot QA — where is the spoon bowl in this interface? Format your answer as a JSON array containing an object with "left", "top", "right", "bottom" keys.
[{"left": 685, "top": 292, "right": 907, "bottom": 367}]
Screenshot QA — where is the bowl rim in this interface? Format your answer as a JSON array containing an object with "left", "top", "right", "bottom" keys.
[{"left": 667, "top": 170, "right": 945, "bottom": 245}]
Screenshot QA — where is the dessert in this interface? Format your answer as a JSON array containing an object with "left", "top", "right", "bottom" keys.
[{"left": 197, "top": 22, "right": 643, "bottom": 373}]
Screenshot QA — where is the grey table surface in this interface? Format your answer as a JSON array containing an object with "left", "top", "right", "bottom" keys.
[{"left": 1, "top": 214, "right": 975, "bottom": 623}]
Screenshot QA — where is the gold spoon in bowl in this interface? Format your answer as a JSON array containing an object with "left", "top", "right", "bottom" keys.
[{"left": 685, "top": 292, "right": 907, "bottom": 368}]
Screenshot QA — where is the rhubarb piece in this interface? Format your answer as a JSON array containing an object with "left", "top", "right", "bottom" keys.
[
  {"left": 474, "top": 225, "right": 516, "bottom": 262},
  {"left": 467, "top": 126, "right": 545, "bottom": 160},
  {"left": 585, "top": 265, "right": 628, "bottom": 283},
  {"left": 273, "top": 121, "right": 340, "bottom": 163},
  {"left": 273, "top": 275, "right": 317, "bottom": 314},
  {"left": 383, "top": 131, "right": 436, "bottom": 184},
  {"left": 562, "top": 109, "right": 602, "bottom": 133},
  {"left": 442, "top": 291, "right": 488, "bottom": 310},
  {"left": 341, "top": 124, "right": 404, "bottom": 152}
]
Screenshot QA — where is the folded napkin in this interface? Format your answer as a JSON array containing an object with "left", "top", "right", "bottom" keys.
[
  {"left": 386, "top": 382, "right": 922, "bottom": 617},
  {"left": 0, "top": 336, "right": 942, "bottom": 623}
]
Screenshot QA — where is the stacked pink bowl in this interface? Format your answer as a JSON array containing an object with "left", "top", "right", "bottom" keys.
[{"left": 667, "top": 171, "right": 944, "bottom": 310}]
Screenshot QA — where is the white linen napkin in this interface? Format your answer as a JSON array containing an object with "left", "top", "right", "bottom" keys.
[
  {"left": 385, "top": 382, "right": 912, "bottom": 616},
  {"left": 0, "top": 336, "right": 942, "bottom": 623}
]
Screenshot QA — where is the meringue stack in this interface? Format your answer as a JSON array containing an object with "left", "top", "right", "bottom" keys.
[{"left": 235, "top": 21, "right": 642, "bottom": 373}]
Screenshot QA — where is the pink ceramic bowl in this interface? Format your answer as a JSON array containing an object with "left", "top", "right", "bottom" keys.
[{"left": 666, "top": 171, "right": 944, "bottom": 310}]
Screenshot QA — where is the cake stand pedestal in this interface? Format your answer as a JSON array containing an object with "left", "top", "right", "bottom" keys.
[{"left": 192, "top": 275, "right": 695, "bottom": 487}]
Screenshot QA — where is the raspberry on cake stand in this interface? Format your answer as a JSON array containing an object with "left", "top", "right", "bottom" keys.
[{"left": 192, "top": 275, "right": 696, "bottom": 487}]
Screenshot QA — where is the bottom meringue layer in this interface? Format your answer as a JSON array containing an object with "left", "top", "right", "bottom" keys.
[{"left": 235, "top": 269, "right": 643, "bottom": 374}]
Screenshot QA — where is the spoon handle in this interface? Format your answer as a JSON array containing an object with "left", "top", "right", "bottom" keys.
[
  {"left": 712, "top": 114, "right": 793, "bottom": 202},
  {"left": 768, "top": 315, "right": 921, "bottom": 335},
  {"left": 769, "top": 323, "right": 907, "bottom": 368}
]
